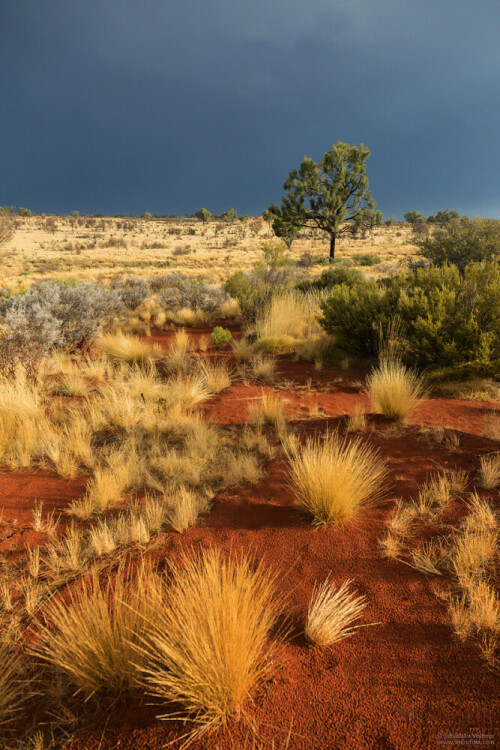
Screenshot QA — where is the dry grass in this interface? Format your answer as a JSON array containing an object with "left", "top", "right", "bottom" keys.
[
  {"left": 254, "top": 291, "right": 323, "bottom": 348},
  {"left": 432, "top": 378, "right": 500, "bottom": 402},
  {"left": 195, "top": 358, "right": 232, "bottom": 394},
  {"left": 197, "top": 334, "right": 210, "bottom": 352},
  {"left": 468, "top": 581, "right": 500, "bottom": 633},
  {"left": 449, "top": 596, "right": 473, "bottom": 642},
  {"left": 247, "top": 392, "right": 285, "bottom": 429},
  {"left": 219, "top": 452, "right": 263, "bottom": 487},
  {"left": 68, "top": 445, "right": 140, "bottom": 518},
  {"left": 409, "top": 541, "right": 443, "bottom": 576},
  {"left": 34, "top": 565, "right": 158, "bottom": 699},
  {"left": 138, "top": 548, "right": 282, "bottom": 733},
  {"left": 0, "top": 637, "right": 26, "bottom": 731},
  {"left": 482, "top": 412, "right": 500, "bottom": 441},
  {"left": 249, "top": 356, "right": 276, "bottom": 381},
  {"left": 462, "top": 493, "right": 498, "bottom": 534},
  {"left": 479, "top": 453, "right": 500, "bottom": 489},
  {"left": 367, "top": 358, "right": 426, "bottom": 421},
  {"left": 411, "top": 473, "right": 452, "bottom": 520},
  {"left": 295, "top": 335, "right": 334, "bottom": 367},
  {"left": 287, "top": 432, "right": 388, "bottom": 526},
  {"left": 97, "top": 333, "right": 162, "bottom": 365},
  {"left": 378, "top": 532, "right": 403, "bottom": 559},
  {"left": 164, "top": 375, "right": 212, "bottom": 408},
  {"left": 3, "top": 217, "right": 414, "bottom": 289},
  {"left": 387, "top": 499, "right": 417, "bottom": 538},
  {"left": 231, "top": 338, "right": 254, "bottom": 362},
  {"left": 305, "top": 577, "right": 369, "bottom": 647},
  {"left": 450, "top": 526, "right": 498, "bottom": 593},
  {"left": 0, "top": 367, "right": 46, "bottom": 469},
  {"left": 445, "top": 468, "right": 469, "bottom": 495},
  {"left": 165, "top": 486, "right": 211, "bottom": 532},
  {"left": 346, "top": 404, "right": 367, "bottom": 432}
]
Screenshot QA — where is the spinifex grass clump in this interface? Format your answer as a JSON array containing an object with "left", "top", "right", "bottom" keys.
[
  {"left": 306, "top": 577, "right": 369, "bottom": 647},
  {"left": 0, "top": 639, "right": 26, "bottom": 731},
  {"left": 139, "top": 548, "right": 282, "bottom": 734},
  {"left": 34, "top": 565, "right": 159, "bottom": 699},
  {"left": 479, "top": 453, "right": 500, "bottom": 490},
  {"left": 367, "top": 358, "right": 425, "bottom": 421},
  {"left": 97, "top": 333, "right": 162, "bottom": 365},
  {"left": 287, "top": 432, "right": 388, "bottom": 526}
]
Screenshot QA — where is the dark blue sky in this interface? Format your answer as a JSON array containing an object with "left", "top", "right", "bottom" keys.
[{"left": 1, "top": 0, "right": 499, "bottom": 218}]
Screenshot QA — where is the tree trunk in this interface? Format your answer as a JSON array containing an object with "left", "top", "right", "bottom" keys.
[{"left": 329, "top": 232, "right": 336, "bottom": 263}]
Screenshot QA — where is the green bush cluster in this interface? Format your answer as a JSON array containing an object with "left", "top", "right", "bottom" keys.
[
  {"left": 210, "top": 326, "right": 232, "bottom": 347},
  {"left": 319, "top": 261, "right": 500, "bottom": 373},
  {"left": 225, "top": 242, "right": 295, "bottom": 322},
  {"left": 296, "top": 266, "right": 364, "bottom": 293},
  {"left": 414, "top": 217, "right": 500, "bottom": 271}
]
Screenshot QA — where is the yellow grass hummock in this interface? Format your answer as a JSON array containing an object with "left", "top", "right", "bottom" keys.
[
  {"left": 138, "top": 548, "right": 282, "bottom": 733},
  {"left": 287, "top": 432, "right": 388, "bottom": 526},
  {"left": 367, "top": 358, "right": 425, "bottom": 421}
]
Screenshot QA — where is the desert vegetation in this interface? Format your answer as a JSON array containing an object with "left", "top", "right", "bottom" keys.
[{"left": 0, "top": 209, "right": 498, "bottom": 748}]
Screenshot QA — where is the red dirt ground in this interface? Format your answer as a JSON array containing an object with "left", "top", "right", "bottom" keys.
[{"left": 1, "top": 327, "right": 499, "bottom": 749}]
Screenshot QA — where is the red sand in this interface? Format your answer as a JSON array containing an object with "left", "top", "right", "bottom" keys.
[{"left": 1, "top": 330, "right": 499, "bottom": 749}]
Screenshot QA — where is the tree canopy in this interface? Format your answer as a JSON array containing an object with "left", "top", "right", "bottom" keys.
[{"left": 268, "top": 142, "right": 381, "bottom": 262}]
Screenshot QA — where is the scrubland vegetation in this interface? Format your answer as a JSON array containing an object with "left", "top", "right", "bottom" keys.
[{"left": 0, "top": 206, "right": 498, "bottom": 747}]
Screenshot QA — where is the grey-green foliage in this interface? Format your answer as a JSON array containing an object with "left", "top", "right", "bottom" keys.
[
  {"left": 0, "top": 281, "right": 125, "bottom": 369},
  {"left": 267, "top": 142, "right": 382, "bottom": 261},
  {"left": 414, "top": 217, "right": 500, "bottom": 272}
]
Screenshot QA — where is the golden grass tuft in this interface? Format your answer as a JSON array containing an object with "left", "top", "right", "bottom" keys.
[
  {"left": 195, "top": 357, "right": 232, "bottom": 394},
  {"left": 479, "top": 453, "right": 500, "bottom": 489},
  {"left": 231, "top": 337, "right": 254, "bottom": 362},
  {"left": 409, "top": 541, "right": 443, "bottom": 576},
  {"left": 346, "top": 404, "right": 367, "bottom": 432},
  {"left": 450, "top": 526, "right": 498, "bottom": 592},
  {"left": 482, "top": 411, "right": 500, "bottom": 441},
  {"left": 34, "top": 565, "right": 159, "bottom": 699},
  {"left": 468, "top": 581, "right": 500, "bottom": 633},
  {"left": 97, "top": 333, "right": 162, "bottom": 365},
  {"left": 287, "top": 432, "right": 388, "bottom": 526},
  {"left": 247, "top": 392, "right": 285, "bottom": 429},
  {"left": 165, "top": 486, "right": 211, "bottom": 532},
  {"left": 0, "top": 638, "right": 26, "bottom": 731},
  {"left": 139, "top": 548, "right": 282, "bottom": 733},
  {"left": 305, "top": 577, "right": 369, "bottom": 647},
  {"left": 249, "top": 355, "right": 276, "bottom": 381},
  {"left": 411, "top": 473, "right": 452, "bottom": 520},
  {"left": 378, "top": 532, "right": 403, "bottom": 559},
  {"left": 462, "top": 493, "right": 498, "bottom": 534},
  {"left": 254, "top": 291, "right": 323, "bottom": 344},
  {"left": 367, "top": 358, "right": 425, "bottom": 421}
]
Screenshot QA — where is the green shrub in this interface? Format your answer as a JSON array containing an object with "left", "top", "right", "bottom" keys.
[
  {"left": 225, "top": 243, "right": 295, "bottom": 322},
  {"left": 404, "top": 210, "right": 425, "bottom": 224},
  {"left": 319, "top": 261, "right": 500, "bottom": 372},
  {"left": 319, "top": 279, "right": 391, "bottom": 355},
  {"left": 415, "top": 217, "right": 500, "bottom": 271},
  {"left": 225, "top": 271, "right": 272, "bottom": 322},
  {"left": 352, "top": 253, "right": 381, "bottom": 267},
  {"left": 427, "top": 209, "right": 460, "bottom": 224},
  {"left": 296, "top": 266, "right": 363, "bottom": 293},
  {"left": 210, "top": 326, "right": 232, "bottom": 348}
]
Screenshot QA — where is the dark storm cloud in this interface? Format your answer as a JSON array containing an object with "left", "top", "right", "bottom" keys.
[{"left": 1, "top": 0, "right": 499, "bottom": 217}]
